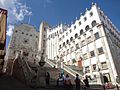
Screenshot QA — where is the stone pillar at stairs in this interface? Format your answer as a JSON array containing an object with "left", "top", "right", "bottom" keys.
[{"left": 36, "top": 67, "right": 46, "bottom": 87}]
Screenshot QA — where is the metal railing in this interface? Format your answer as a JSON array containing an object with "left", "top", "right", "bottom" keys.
[
  {"left": 45, "top": 59, "right": 56, "bottom": 67},
  {"left": 46, "top": 59, "right": 83, "bottom": 78},
  {"left": 63, "top": 64, "right": 83, "bottom": 78}
]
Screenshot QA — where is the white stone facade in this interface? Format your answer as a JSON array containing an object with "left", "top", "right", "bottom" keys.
[
  {"left": 39, "top": 3, "right": 120, "bottom": 84},
  {"left": 8, "top": 24, "right": 39, "bottom": 64}
]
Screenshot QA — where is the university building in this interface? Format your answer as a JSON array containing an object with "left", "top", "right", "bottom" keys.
[
  {"left": 7, "top": 3, "right": 120, "bottom": 85},
  {"left": 39, "top": 3, "right": 120, "bottom": 84},
  {"left": 0, "top": 8, "right": 7, "bottom": 72}
]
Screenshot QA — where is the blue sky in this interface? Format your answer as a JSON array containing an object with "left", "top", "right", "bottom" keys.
[{"left": 0, "top": 0, "right": 120, "bottom": 48}]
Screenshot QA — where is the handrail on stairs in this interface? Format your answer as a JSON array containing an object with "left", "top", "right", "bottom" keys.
[
  {"left": 46, "top": 59, "right": 83, "bottom": 78},
  {"left": 46, "top": 59, "right": 84, "bottom": 84},
  {"left": 63, "top": 64, "right": 83, "bottom": 78}
]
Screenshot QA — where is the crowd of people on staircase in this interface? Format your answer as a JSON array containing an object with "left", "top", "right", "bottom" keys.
[{"left": 45, "top": 71, "right": 90, "bottom": 90}]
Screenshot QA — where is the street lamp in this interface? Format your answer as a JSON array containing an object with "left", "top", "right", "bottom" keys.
[
  {"left": 60, "top": 54, "right": 64, "bottom": 74},
  {"left": 55, "top": 55, "right": 59, "bottom": 68},
  {"left": 39, "top": 53, "right": 45, "bottom": 67},
  {"left": 97, "top": 65, "right": 104, "bottom": 84},
  {"left": 60, "top": 54, "right": 63, "bottom": 69}
]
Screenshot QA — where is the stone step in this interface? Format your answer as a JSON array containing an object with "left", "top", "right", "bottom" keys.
[{"left": 0, "top": 75, "right": 34, "bottom": 90}]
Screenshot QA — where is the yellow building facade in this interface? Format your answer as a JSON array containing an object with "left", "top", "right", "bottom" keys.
[{"left": 0, "top": 8, "right": 7, "bottom": 72}]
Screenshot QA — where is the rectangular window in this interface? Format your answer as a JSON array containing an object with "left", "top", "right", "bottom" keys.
[
  {"left": 44, "top": 35, "right": 46, "bottom": 38},
  {"left": 90, "top": 51, "right": 95, "bottom": 57},
  {"left": 75, "top": 43, "right": 79, "bottom": 50},
  {"left": 81, "top": 40, "right": 85, "bottom": 46},
  {"left": 85, "top": 66, "right": 90, "bottom": 73},
  {"left": 74, "top": 26, "right": 76, "bottom": 29},
  {"left": 83, "top": 53, "right": 88, "bottom": 60},
  {"left": 43, "top": 40, "right": 45, "bottom": 47},
  {"left": 79, "top": 21, "right": 81, "bottom": 25},
  {"left": 101, "top": 62, "right": 108, "bottom": 69},
  {"left": 55, "top": 32, "right": 57, "bottom": 36},
  {"left": 59, "top": 38, "right": 61, "bottom": 41},
  {"left": 94, "top": 32, "right": 100, "bottom": 40},
  {"left": 98, "top": 47, "right": 104, "bottom": 55},
  {"left": 92, "top": 64, "right": 96, "bottom": 71},
  {"left": 63, "top": 51, "right": 65, "bottom": 56},
  {"left": 87, "top": 36, "right": 92, "bottom": 43},
  {"left": 71, "top": 47, "right": 74, "bottom": 52},
  {"left": 66, "top": 32, "right": 68, "bottom": 36},
  {"left": 59, "top": 45, "right": 61, "bottom": 49},
  {"left": 84, "top": 17, "right": 87, "bottom": 21},
  {"left": 67, "top": 49, "right": 69, "bottom": 54},
  {"left": 43, "top": 49, "right": 44, "bottom": 54}
]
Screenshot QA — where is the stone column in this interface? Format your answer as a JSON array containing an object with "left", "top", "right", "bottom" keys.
[{"left": 37, "top": 67, "right": 46, "bottom": 87}]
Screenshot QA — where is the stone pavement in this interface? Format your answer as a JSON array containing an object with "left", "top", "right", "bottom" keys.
[
  {"left": 0, "top": 74, "right": 119, "bottom": 90},
  {"left": 0, "top": 75, "right": 33, "bottom": 90}
]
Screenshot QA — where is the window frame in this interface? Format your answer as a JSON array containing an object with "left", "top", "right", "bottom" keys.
[
  {"left": 94, "top": 32, "right": 100, "bottom": 40},
  {"left": 90, "top": 50, "right": 95, "bottom": 57}
]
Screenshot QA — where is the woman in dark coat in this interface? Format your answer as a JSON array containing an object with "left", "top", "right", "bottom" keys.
[
  {"left": 45, "top": 72, "right": 50, "bottom": 85},
  {"left": 83, "top": 75, "right": 90, "bottom": 90}
]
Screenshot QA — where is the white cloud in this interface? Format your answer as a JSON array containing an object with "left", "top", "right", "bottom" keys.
[
  {"left": 0, "top": 0, "right": 32, "bottom": 36},
  {"left": 46, "top": 0, "right": 52, "bottom": 3},
  {"left": 6, "top": 25, "right": 14, "bottom": 36},
  {"left": 43, "top": 0, "right": 53, "bottom": 8}
]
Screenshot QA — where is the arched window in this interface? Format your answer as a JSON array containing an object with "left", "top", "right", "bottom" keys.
[
  {"left": 92, "top": 20, "right": 97, "bottom": 27},
  {"left": 55, "top": 32, "right": 57, "bottom": 36},
  {"left": 85, "top": 25, "right": 90, "bottom": 31},
  {"left": 90, "top": 12, "right": 93, "bottom": 17},
  {"left": 70, "top": 37, "right": 73, "bottom": 42},
  {"left": 66, "top": 40, "right": 69, "bottom": 44},
  {"left": 75, "top": 33, "right": 78, "bottom": 38},
  {"left": 63, "top": 42, "right": 65, "bottom": 46},
  {"left": 80, "top": 29, "right": 83, "bottom": 35}
]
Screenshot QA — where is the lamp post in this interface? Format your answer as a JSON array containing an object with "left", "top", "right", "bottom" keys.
[
  {"left": 97, "top": 65, "right": 104, "bottom": 84},
  {"left": 55, "top": 55, "right": 59, "bottom": 68},
  {"left": 60, "top": 54, "right": 64, "bottom": 74},
  {"left": 60, "top": 54, "right": 63, "bottom": 69},
  {"left": 38, "top": 53, "right": 45, "bottom": 67}
]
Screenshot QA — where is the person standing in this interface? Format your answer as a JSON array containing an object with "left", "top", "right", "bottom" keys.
[
  {"left": 74, "top": 74, "right": 81, "bottom": 90},
  {"left": 83, "top": 75, "right": 90, "bottom": 90},
  {"left": 45, "top": 72, "right": 50, "bottom": 86},
  {"left": 64, "top": 74, "right": 72, "bottom": 90}
]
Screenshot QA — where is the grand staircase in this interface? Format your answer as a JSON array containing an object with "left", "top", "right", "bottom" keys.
[
  {"left": 46, "top": 59, "right": 83, "bottom": 79},
  {"left": 4, "top": 52, "right": 105, "bottom": 90}
]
